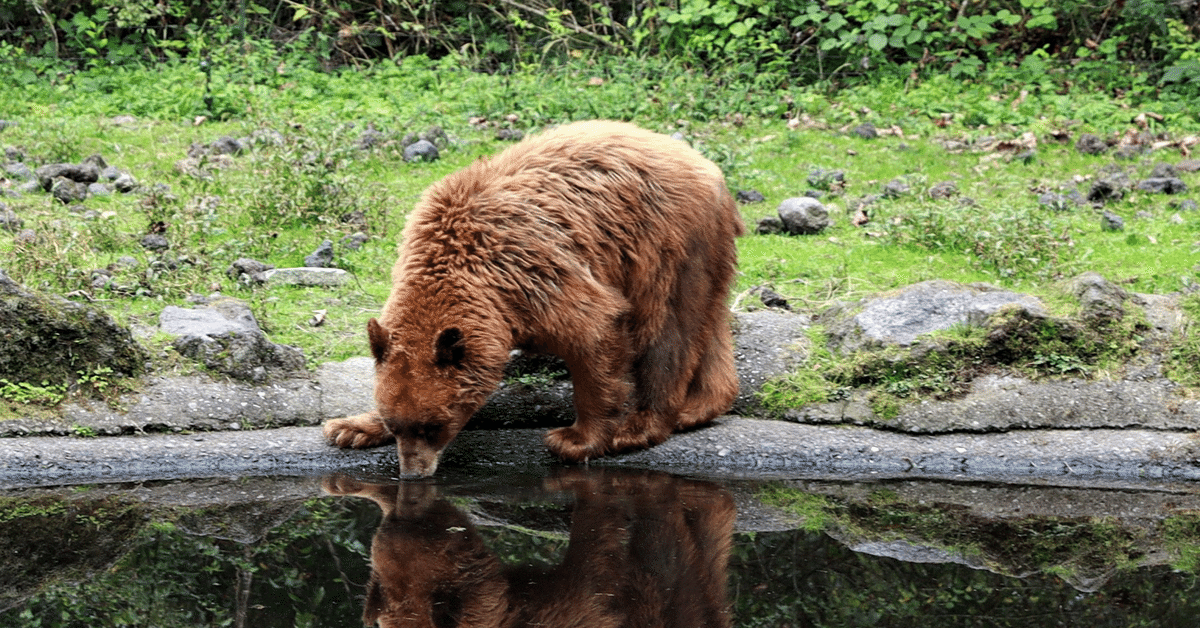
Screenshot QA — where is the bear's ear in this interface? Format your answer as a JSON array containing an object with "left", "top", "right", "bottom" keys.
[
  {"left": 434, "top": 327, "right": 466, "bottom": 367},
  {"left": 367, "top": 318, "right": 390, "bottom": 363}
]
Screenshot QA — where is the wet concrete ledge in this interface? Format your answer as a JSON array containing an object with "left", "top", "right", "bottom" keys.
[{"left": 1, "top": 417, "right": 1198, "bottom": 490}]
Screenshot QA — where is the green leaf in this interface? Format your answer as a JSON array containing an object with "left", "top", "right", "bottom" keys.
[
  {"left": 293, "top": 7, "right": 310, "bottom": 21},
  {"left": 868, "top": 33, "right": 887, "bottom": 51}
]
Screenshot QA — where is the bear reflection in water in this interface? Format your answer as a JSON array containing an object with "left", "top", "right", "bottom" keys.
[{"left": 323, "top": 470, "right": 734, "bottom": 628}]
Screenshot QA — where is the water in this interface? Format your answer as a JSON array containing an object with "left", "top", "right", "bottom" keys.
[{"left": 2, "top": 469, "right": 1199, "bottom": 627}]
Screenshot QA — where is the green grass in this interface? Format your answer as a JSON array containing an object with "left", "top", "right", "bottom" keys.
[{"left": 1, "top": 57, "right": 1198, "bottom": 384}]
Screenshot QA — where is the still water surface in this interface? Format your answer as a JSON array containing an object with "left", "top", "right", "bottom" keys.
[{"left": 2, "top": 468, "right": 1199, "bottom": 626}]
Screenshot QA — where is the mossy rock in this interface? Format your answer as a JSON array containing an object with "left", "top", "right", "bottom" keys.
[{"left": 0, "top": 270, "right": 147, "bottom": 386}]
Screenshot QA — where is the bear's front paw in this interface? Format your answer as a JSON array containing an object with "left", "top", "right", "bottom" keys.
[
  {"left": 545, "top": 426, "right": 608, "bottom": 462},
  {"left": 323, "top": 412, "right": 394, "bottom": 449}
]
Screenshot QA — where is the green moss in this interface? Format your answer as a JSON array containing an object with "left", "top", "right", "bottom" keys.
[
  {"left": 757, "top": 327, "right": 839, "bottom": 416},
  {"left": 1163, "top": 513, "right": 1200, "bottom": 572},
  {"left": 1165, "top": 294, "right": 1200, "bottom": 388},
  {"left": 757, "top": 485, "right": 836, "bottom": 532}
]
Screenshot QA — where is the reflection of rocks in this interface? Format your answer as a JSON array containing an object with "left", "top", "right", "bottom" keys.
[
  {"left": 787, "top": 477, "right": 1200, "bottom": 593},
  {"left": 324, "top": 469, "right": 733, "bottom": 628},
  {"left": 159, "top": 297, "right": 306, "bottom": 382}
]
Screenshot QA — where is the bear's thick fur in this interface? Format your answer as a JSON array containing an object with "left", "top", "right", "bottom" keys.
[
  {"left": 323, "top": 470, "right": 735, "bottom": 628},
  {"left": 323, "top": 120, "right": 744, "bottom": 477}
]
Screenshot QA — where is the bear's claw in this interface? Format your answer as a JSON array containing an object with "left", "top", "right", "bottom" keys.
[
  {"left": 323, "top": 413, "right": 394, "bottom": 449},
  {"left": 544, "top": 426, "right": 608, "bottom": 463}
]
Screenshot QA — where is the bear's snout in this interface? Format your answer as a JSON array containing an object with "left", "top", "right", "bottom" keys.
[{"left": 397, "top": 439, "right": 443, "bottom": 478}]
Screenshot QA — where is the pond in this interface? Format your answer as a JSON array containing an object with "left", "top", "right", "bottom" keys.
[{"left": 2, "top": 467, "right": 1200, "bottom": 627}]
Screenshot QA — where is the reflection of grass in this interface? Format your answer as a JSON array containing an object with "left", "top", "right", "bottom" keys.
[
  {"left": 1163, "top": 513, "right": 1200, "bottom": 572},
  {"left": 758, "top": 485, "right": 836, "bottom": 532},
  {"left": 756, "top": 484, "right": 1189, "bottom": 583}
]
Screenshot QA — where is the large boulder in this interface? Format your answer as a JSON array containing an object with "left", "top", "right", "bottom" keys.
[
  {"left": 159, "top": 297, "right": 306, "bottom": 382},
  {"left": 0, "top": 270, "right": 147, "bottom": 386},
  {"left": 823, "top": 280, "right": 1048, "bottom": 353}
]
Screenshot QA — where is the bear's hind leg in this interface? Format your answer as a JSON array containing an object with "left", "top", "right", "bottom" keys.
[
  {"left": 608, "top": 409, "right": 675, "bottom": 454},
  {"left": 324, "top": 410, "right": 395, "bottom": 449},
  {"left": 674, "top": 318, "right": 738, "bottom": 431}
]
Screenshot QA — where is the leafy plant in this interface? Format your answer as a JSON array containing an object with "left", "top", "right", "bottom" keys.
[{"left": 0, "top": 379, "right": 67, "bottom": 406}]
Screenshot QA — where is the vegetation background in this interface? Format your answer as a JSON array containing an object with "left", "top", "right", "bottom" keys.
[{"left": 0, "top": 0, "right": 1198, "bottom": 399}]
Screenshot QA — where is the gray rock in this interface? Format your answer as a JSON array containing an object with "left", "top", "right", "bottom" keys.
[
  {"left": 420, "top": 126, "right": 449, "bottom": 147},
  {"left": 90, "top": 270, "right": 111, "bottom": 290},
  {"left": 263, "top": 267, "right": 350, "bottom": 287},
  {"left": 1114, "top": 144, "right": 1144, "bottom": 160},
  {"left": 1136, "top": 177, "right": 1188, "bottom": 194},
  {"left": 210, "top": 136, "right": 245, "bottom": 155},
  {"left": 226, "top": 258, "right": 275, "bottom": 285},
  {"left": 403, "top": 139, "right": 439, "bottom": 163},
  {"left": 51, "top": 177, "right": 89, "bottom": 203},
  {"left": 340, "top": 232, "right": 369, "bottom": 251},
  {"left": 928, "top": 181, "right": 958, "bottom": 200},
  {"left": 160, "top": 298, "right": 306, "bottom": 382},
  {"left": 35, "top": 163, "right": 99, "bottom": 190},
  {"left": 357, "top": 123, "right": 386, "bottom": 150},
  {"left": 755, "top": 286, "right": 791, "bottom": 310},
  {"left": 1075, "top": 133, "right": 1108, "bottom": 155},
  {"left": 113, "top": 172, "right": 138, "bottom": 193},
  {"left": 0, "top": 205, "right": 21, "bottom": 232},
  {"left": 1089, "top": 172, "right": 1130, "bottom": 203},
  {"left": 881, "top": 177, "right": 911, "bottom": 198},
  {"left": 736, "top": 189, "right": 765, "bottom": 204},
  {"left": 140, "top": 233, "right": 170, "bottom": 252},
  {"left": 1037, "top": 190, "right": 1084, "bottom": 210},
  {"left": 81, "top": 154, "right": 108, "bottom": 170},
  {"left": 777, "top": 197, "right": 831, "bottom": 235},
  {"left": 755, "top": 215, "right": 784, "bottom": 235},
  {"left": 3, "top": 162, "right": 34, "bottom": 181},
  {"left": 1068, "top": 272, "right": 1129, "bottom": 324},
  {"left": 100, "top": 165, "right": 121, "bottom": 180},
  {"left": 825, "top": 280, "right": 1047, "bottom": 352},
  {"left": 851, "top": 123, "right": 877, "bottom": 139},
  {"left": 730, "top": 310, "right": 811, "bottom": 415},
  {"left": 1150, "top": 162, "right": 1179, "bottom": 179},
  {"left": 496, "top": 128, "right": 524, "bottom": 142},
  {"left": 1101, "top": 210, "right": 1124, "bottom": 231},
  {"left": 87, "top": 182, "right": 111, "bottom": 196},
  {"left": 806, "top": 169, "right": 845, "bottom": 190},
  {"left": 304, "top": 239, "right": 335, "bottom": 268},
  {"left": 0, "top": 269, "right": 147, "bottom": 386}
]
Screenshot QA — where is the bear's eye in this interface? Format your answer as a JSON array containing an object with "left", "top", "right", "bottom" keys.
[
  {"left": 434, "top": 327, "right": 467, "bottom": 368},
  {"left": 406, "top": 423, "right": 443, "bottom": 442}
]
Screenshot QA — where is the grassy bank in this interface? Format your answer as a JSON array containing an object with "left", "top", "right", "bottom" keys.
[{"left": 1, "top": 56, "right": 1198, "bottom": 389}]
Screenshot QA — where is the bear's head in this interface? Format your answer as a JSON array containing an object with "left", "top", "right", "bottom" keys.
[
  {"left": 367, "top": 316, "right": 509, "bottom": 477},
  {"left": 340, "top": 480, "right": 509, "bottom": 628}
]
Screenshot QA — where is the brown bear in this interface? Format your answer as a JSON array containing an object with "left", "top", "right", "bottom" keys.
[
  {"left": 323, "top": 120, "right": 744, "bottom": 477},
  {"left": 322, "top": 469, "right": 735, "bottom": 628}
]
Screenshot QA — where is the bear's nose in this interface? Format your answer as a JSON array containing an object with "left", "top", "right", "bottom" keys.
[{"left": 397, "top": 443, "right": 440, "bottom": 478}]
